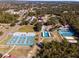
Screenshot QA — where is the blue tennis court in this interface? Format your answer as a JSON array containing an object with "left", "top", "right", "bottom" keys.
[
  {"left": 43, "top": 31, "right": 49, "bottom": 37},
  {"left": 41, "top": 31, "right": 50, "bottom": 37},
  {"left": 7, "top": 35, "right": 35, "bottom": 46}
]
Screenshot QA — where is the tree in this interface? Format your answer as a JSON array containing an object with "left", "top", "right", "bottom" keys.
[
  {"left": 35, "top": 40, "right": 79, "bottom": 58},
  {"left": 33, "top": 22, "right": 42, "bottom": 32},
  {"left": 46, "top": 17, "right": 60, "bottom": 25},
  {"left": 0, "top": 31, "right": 3, "bottom": 36},
  {"left": 28, "top": 12, "right": 36, "bottom": 16},
  {"left": 0, "top": 12, "right": 18, "bottom": 23},
  {"left": 10, "top": 22, "right": 16, "bottom": 27},
  {"left": 0, "top": 53, "right": 2, "bottom": 58},
  {"left": 19, "top": 20, "right": 28, "bottom": 25}
]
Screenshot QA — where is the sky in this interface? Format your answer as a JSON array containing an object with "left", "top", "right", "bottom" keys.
[
  {"left": 18, "top": 0, "right": 79, "bottom": 1},
  {"left": 0, "top": 0, "right": 79, "bottom": 1}
]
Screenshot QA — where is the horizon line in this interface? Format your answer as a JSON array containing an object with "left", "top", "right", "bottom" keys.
[{"left": 0, "top": 0, "right": 79, "bottom": 2}]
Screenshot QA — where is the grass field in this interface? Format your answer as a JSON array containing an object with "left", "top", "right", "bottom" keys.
[
  {"left": 9, "top": 47, "right": 32, "bottom": 58},
  {"left": 0, "top": 47, "right": 11, "bottom": 53},
  {"left": 17, "top": 25, "right": 34, "bottom": 32},
  {"left": 0, "top": 35, "right": 12, "bottom": 45}
]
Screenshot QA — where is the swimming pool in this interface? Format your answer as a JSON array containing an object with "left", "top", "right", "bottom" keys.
[
  {"left": 58, "top": 28, "right": 75, "bottom": 37},
  {"left": 7, "top": 35, "right": 35, "bottom": 46},
  {"left": 59, "top": 30, "right": 74, "bottom": 36}
]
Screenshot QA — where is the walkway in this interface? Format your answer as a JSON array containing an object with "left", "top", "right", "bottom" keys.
[{"left": 2, "top": 45, "right": 16, "bottom": 58}]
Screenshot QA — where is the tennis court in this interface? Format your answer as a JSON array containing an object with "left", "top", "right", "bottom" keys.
[
  {"left": 7, "top": 32, "right": 35, "bottom": 46},
  {"left": 41, "top": 31, "right": 51, "bottom": 38}
]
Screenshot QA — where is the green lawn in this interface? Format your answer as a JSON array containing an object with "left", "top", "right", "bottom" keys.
[
  {"left": 0, "top": 47, "right": 11, "bottom": 53},
  {"left": 0, "top": 35, "right": 12, "bottom": 53},
  {"left": 0, "top": 35, "right": 12, "bottom": 45},
  {"left": 0, "top": 31, "right": 3, "bottom": 36},
  {"left": 17, "top": 25, "right": 34, "bottom": 32}
]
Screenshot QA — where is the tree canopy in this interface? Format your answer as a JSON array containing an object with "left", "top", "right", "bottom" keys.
[
  {"left": 0, "top": 12, "right": 18, "bottom": 23},
  {"left": 35, "top": 40, "right": 79, "bottom": 58}
]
